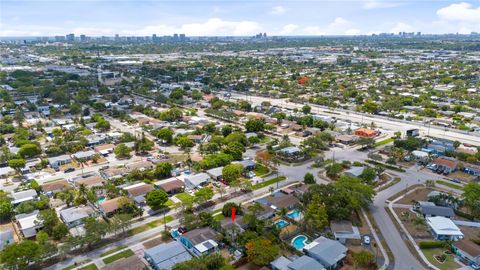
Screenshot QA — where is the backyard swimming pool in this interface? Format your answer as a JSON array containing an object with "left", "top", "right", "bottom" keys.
[
  {"left": 274, "top": 219, "right": 289, "bottom": 229},
  {"left": 286, "top": 209, "right": 302, "bottom": 219},
  {"left": 96, "top": 196, "right": 106, "bottom": 204},
  {"left": 291, "top": 235, "right": 308, "bottom": 250}
]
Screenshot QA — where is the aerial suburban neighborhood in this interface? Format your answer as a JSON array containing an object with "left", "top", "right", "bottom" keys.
[{"left": 1, "top": 6, "right": 480, "bottom": 270}]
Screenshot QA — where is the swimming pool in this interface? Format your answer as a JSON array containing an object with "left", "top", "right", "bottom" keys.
[
  {"left": 96, "top": 196, "right": 106, "bottom": 204},
  {"left": 286, "top": 209, "right": 302, "bottom": 219},
  {"left": 291, "top": 235, "right": 308, "bottom": 250},
  {"left": 274, "top": 219, "right": 289, "bottom": 229}
]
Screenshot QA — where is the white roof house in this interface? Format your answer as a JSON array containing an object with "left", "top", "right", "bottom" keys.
[
  {"left": 0, "top": 167, "right": 15, "bottom": 177},
  {"left": 427, "top": 217, "right": 464, "bottom": 241},
  {"left": 16, "top": 211, "right": 42, "bottom": 238},
  {"left": 11, "top": 189, "right": 38, "bottom": 205},
  {"left": 184, "top": 173, "right": 210, "bottom": 189}
]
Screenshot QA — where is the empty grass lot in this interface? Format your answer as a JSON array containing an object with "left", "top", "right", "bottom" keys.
[
  {"left": 421, "top": 248, "right": 460, "bottom": 270},
  {"left": 102, "top": 249, "right": 135, "bottom": 264},
  {"left": 175, "top": 192, "right": 194, "bottom": 204},
  {"left": 128, "top": 216, "right": 173, "bottom": 235}
]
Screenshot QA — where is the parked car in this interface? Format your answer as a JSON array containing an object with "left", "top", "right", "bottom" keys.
[
  {"left": 426, "top": 164, "right": 437, "bottom": 170},
  {"left": 450, "top": 178, "right": 462, "bottom": 184},
  {"left": 64, "top": 168, "right": 75, "bottom": 173},
  {"left": 178, "top": 227, "right": 187, "bottom": 234},
  {"left": 363, "top": 235, "right": 371, "bottom": 245},
  {"left": 246, "top": 171, "right": 256, "bottom": 179}
]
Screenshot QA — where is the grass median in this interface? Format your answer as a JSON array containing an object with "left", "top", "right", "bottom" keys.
[
  {"left": 102, "top": 249, "right": 135, "bottom": 264},
  {"left": 436, "top": 180, "right": 463, "bottom": 190},
  {"left": 252, "top": 176, "right": 287, "bottom": 190}
]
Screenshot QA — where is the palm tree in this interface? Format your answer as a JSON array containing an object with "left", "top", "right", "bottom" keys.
[{"left": 413, "top": 216, "right": 426, "bottom": 231}]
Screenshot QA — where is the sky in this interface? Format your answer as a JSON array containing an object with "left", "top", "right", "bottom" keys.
[{"left": 1, "top": 0, "right": 480, "bottom": 36}]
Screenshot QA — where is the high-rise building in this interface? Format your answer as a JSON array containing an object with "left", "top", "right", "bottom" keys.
[
  {"left": 66, "top": 33, "right": 75, "bottom": 42},
  {"left": 114, "top": 34, "right": 120, "bottom": 41},
  {"left": 179, "top": 34, "right": 186, "bottom": 41},
  {"left": 173, "top": 33, "right": 179, "bottom": 40},
  {"left": 80, "top": 34, "right": 87, "bottom": 42},
  {"left": 54, "top": 36, "right": 66, "bottom": 42},
  {"left": 152, "top": 34, "right": 157, "bottom": 42}
]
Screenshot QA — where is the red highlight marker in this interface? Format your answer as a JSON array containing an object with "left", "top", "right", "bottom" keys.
[{"left": 231, "top": 207, "right": 236, "bottom": 222}]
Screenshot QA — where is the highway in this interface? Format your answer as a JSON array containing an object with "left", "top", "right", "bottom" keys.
[{"left": 226, "top": 92, "right": 480, "bottom": 146}]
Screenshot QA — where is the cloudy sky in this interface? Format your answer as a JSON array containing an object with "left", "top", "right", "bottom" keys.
[{"left": 1, "top": 0, "right": 480, "bottom": 36}]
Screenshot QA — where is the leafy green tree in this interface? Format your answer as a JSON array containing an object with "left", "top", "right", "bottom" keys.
[
  {"left": 95, "top": 118, "right": 110, "bottom": 131},
  {"left": 8, "top": 159, "right": 26, "bottom": 173},
  {"left": 245, "top": 119, "right": 265, "bottom": 132},
  {"left": 29, "top": 179, "right": 41, "bottom": 192},
  {"left": 156, "top": 128, "right": 174, "bottom": 144},
  {"left": 222, "top": 202, "right": 242, "bottom": 217},
  {"left": 135, "top": 133, "right": 154, "bottom": 154},
  {"left": 304, "top": 194, "right": 328, "bottom": 232},
  {"left": 463, "top": 182, "right": 480, "bottom": 218},
  {"left": 114, "top": 143, "right": 131, "bottom": 158},
  {"left": 146, "top": 189, "right": 169, "bottom": 210},
  {"left": 303, "top": 172, "right": 315, "bottom": 184},
  {"left": 224, "top": 141, "right": 245, "bottom": 160},
  {"left": 352, "top": 250, "right": 376, "bottom": 268},
  {"left": 221, "top": 125, "right": 233, "bottom": 137},
  {"left": 194, "top": 187, "right": 214, "bottom": 205},
  {"left": 245, "top": 237, "right": 280, "bottom": 266},
  {"left": 0, "top": 191, "right": 13, "bottom": 221},
  {"left": 0, "top": 240, "right": 43, "bottom": 270},
  {"left": 154, "top": 162, "right": 173, "bottom": 179},
  {"left": 18, "top": 144, "right": 41, "bottom": 158},
  {"left": 359, "top": 167, "right": 377, "bottom": 184},
  {"left": 302, "top": 104, "right": 311, "bottom": 114},
  {"left": 222, "top": 163, "right": 244, "bottom": 184},
  {"left": 224, "top": 132, "right": 248, "bottom": 146},
  {"left": 176, "top": 137, "right": 194, "bottom": 149}
]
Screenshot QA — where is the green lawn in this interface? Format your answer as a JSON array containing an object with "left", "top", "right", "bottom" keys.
[
  {"left": 176, "top": 192, "right": 194, "bottom": 204},
  {"left": 252, "top": 176, "right": 287, "bottom": 190},
  {"left": 375, "top": 138, "right": 394, "bottom": 147},
  {"left": 254, "top": 164, "right": 269, "bottom": 176},
  {"left": 436, "top": 180, "right": 463, "bottom": 190},
  {"left": 102, "top": 249, "right": 135, "bottom": 264},
  {"left": 100, "top": 245, "right": 128, "bottom": 257},
  {"left": 421, "top": 248, "right": 460, "bottom": 270},
  {"left": 78, "top": 264, "right": 98, "bottom": 270},
  {"left": 128, "top": 216, "right": 173, "bottom": 235}
]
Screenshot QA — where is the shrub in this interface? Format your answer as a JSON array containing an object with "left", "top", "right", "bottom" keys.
[{"left": 419, "top": 241, "right": 446, "bottom": 249}]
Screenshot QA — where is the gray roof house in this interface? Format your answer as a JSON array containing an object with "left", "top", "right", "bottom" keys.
[
  {"left": 59, "top": 206, "right": 96, "bottom": 228},
  {"left": 72, "top": 150, "right": 96, "bottom": 160},
  {"left": 288, "top": 255, "right": 326, "bottom": 270},
  {"left": 184, "top": 173, "right": 210, "bottom": 189},
  {"left": 233, "top": 159, "right": 256, "bottom": 170},
  {"left": 206, "top": 166, "right": 224, "bottom": 181},
  {"left": 47, "top": 154, "right": 72, "bottom": 168},
  {"left": 416, "top": 201, "right": 455, "bottom": 218},
  {"left": 304, "top": 236, "right": 347, "bottom": 269},
  {"left": 330, "top": 220, "right": 361, "bottom": 244},
  {"left": 16, "top": 210, "right": 43, "bottom": 238},
  {"left": 144, "top": 241, "right": 192, "bottom": 270},
  {"left": 344, "top": 166, "right": 365, "bottom": 178},
  {"left": 11, "top": 189, "right": 38, "bottom": 205}
]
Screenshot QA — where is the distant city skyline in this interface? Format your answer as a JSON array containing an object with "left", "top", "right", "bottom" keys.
[{"left": 1, "top": 1, "right": 480, "bottom": 37}]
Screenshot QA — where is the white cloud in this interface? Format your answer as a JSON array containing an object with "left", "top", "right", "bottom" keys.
[
  {"left": 270, "top": 6, "right": 287, "bottom": 15},
  {"left": 437, "top": 2, "right": 480, "bottom": 23},
  {"left": 279, "top": 24, "right": 299, "bottom": 35},
  {"left": 363, "top": 1, "right": 403, "bottom": 10},
  {"left": 390, "top": 22, "right": 416, "bottom": 33},
  {"left": 303, "top": 17, "right": 360, "bottom": 35},
  {"left": 135, "top": 18, "right": 262, "bottom": 36}
]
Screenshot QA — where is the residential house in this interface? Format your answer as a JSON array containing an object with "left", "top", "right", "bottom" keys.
[
  {"left": 179, "top": 227, "right": 219, "bottom": 257},
  {"left": 303, "top": 236, "right": 347, "bottom": 269},
  {"left": 272, "top": 255, "right": 326, "bottom": 270},
  {"left": 0, "top": 229, "right": 14, "bottom": 250},
  {"left": 344, "top": 166, "right": 366, "bottom": 178},
  {"left": 278, "top": 146, "right": 302, "bottom": 157},
  {"left": 415, "top": 201, "right": 455, "bottom": 218},
  {"left": 126, "top": 161, "right": 154, "bottom": 171},
  {"left": 102, "top": 255, "right": 147, "bottom": 270},
  {"left": 154, "top": 179, "right": 184, "bottom": 196},
  {"left": 219, "top": 215, "right": 247, "bottom": 237},
  {"left": 432, "top": 156, "right": 459, "bottom": 173},
  {"left": 330, "top": 220, "right": 361, "bottom": 244},
  {"left": 123, "top": 183, "right": 154, "bottom": 204},
  {"left": 74, "top": 175, "right": 105, "bottom": 188},
  {"left": 464, "top": 163, "right": 480, "bottom": 177},
  {"left": 72, "top": 150, "right": 96, "bottom": 161},
  {"left": 336, "top": 134, "right": 357, "bottom": 145},
  {"left": 144, "top": 240, "right": 192, "bottom": 270},
  {"left": 101, "top": 167, "right": 129, "bottom": 180},
  {"left": 265, "top": 193, "right": 300, "bottom": 211},
  {"left": 0, "top": 167, "right": 15, "bottom": 178},
  {"left": 47, "top": 154, "right": 72, "bottom": 168},
  {"left": 411, "top": 150, "right": 429, "bottom": 163},
  {"left": 187, "top": 134, "right": 205, "bottom": 144},
  {"left": 41, "top": 179, "right": 70, "bottom": 197},
  {"left": 94, "top": 144, "right": 115, "bottom": 156},
  {"left": 184, "top": 173, "right": 210, "bottom": 190},
  {"left": 16, "top": 210, "right": 43, "bottom": 238},
  {"left": 99, "top": 197, "right": 127, "bottom": 216},
  {"left": 452, "top": 239, "right": 480, "bottom": 270},
  {"left": 354, "top": 128, "right": 377, "bottom": 138},
  {"left": 11, "top": 189, "right": 38, "bottom": 205},
  {"left": 233, "top": 159, "right": 256, "bottom": 171},
  {"left": 59, "top": 206, "right": 96, "bottom": 228},
  {"left": 426, "top": 216, "right": 464, "bottom": 241},
  {"left": 206, "top": 167, "right": 224, "bottom": 181}
]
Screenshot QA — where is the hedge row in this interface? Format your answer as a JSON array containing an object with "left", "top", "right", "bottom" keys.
[
  {"left": 454, "top": 209, "right": 475, "bottom": 221},
  {"left": 365, "top": 159, "right": 406, "bottom": 172},
  {"left": 419, "top": 241, "right": 446, "bottom": 249}
]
